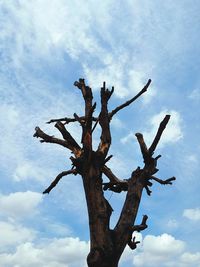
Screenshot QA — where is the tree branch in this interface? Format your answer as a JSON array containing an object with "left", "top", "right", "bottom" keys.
[
  {"left": 128, "top": 236, "right": 140, "bottom": 250},
  {"left": 135, "top": 133, "right": 149, "bottom": 162},
  {"left": 46, "top": 116, "right": 98, "bottom": 124},
  {"left": 43, "top": 169, "right": 77, "bottom": 194},
  {"left": 54, "top": 121, "right": 81, "bottom": 156},
  {"left": 150, "top": 176, "right": 176, "bottom": 185},
  {"left": 97, "top": 82, "right": 113, "bottom": 158},
  {"left": 109, "top": 79, "right": 151, "bottom": 119},
  {"left": 132, "top": 215, "right": 148, "bottom": 232},
  {"left": 74, "top": 78, "right": 93, "bottom": 117},
  {"left": 33, "top": 127, "right": 71, "bottom": 149},
  {"left": 148, "top": 115, "right": 170, "bottom": 155}
]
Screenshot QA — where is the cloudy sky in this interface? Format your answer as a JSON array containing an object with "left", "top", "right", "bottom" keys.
[{"left": 0, "top": 0, "right": 200, "bottom": 266}]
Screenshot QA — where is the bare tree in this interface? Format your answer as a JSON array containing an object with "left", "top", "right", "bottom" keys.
[{"left": 34, "top": 78, "right": 175, "bottom": 267}]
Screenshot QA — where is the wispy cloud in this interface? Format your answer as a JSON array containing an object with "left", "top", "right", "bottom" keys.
[
  {"left": 183, "top": 208, "right": 200, "bottom": 222},
  {"left": 121, "top": 109, "right": 183, "bottom": 148}
]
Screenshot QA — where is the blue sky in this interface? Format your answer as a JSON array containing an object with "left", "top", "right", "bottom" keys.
[{"left": 0, "top": 0, "right": 200, "bottom": 266}]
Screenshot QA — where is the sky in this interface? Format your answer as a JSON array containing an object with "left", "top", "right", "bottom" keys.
[{"left": 0, "top": 0, "right": 200, "bottom": 266}]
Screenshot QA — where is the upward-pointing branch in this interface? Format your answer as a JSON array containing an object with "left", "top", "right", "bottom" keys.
[
  {"left": 97, "top": 82, "right": 113, "bottom": 159},
  {"left": 46, "top": 79, "right": 151, "bottom": 125},
  {"left": 54, "top": 121, "right": 81, "bottom": 157},
  {"left": 109, "top": 79, "right": 151, "bottom": 119},
  {"left": 149, "top": 115, "right": 170, "bottom": 155}
]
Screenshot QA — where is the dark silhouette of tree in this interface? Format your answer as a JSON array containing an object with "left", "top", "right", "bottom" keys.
[{"left": 34, "top": 78, "right": 175, "bottom": 267}]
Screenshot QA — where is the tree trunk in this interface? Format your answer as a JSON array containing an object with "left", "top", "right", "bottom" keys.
[
  {"left": 87, "top": 250, "right": 119, "bottom": 267},
  {"left": 81, "top": 157, "right": 120, "bottom": 267}
]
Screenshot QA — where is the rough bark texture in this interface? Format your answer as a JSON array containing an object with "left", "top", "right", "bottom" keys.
[{"left": 34, "top": 78, "right": 175, "bottom": 267}]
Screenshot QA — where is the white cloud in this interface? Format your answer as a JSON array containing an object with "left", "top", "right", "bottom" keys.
[
  {"left": 166, "top": 219, "right": 179, "bottom": 230},
  {"left": 84, "top": 60, "right": 155, "bottom": 101},
  {"left": 0, "top": 221, "right": 35, "bottom": 251},
  {"left": 183, "top": 208, "right": 200, "bottom": 222},
  {"left": 0, "top": 237, "right": 89, "bottom": 267},
  {"left": 121, "top": 233, "right": 200, "bottom": 267},
  {"left": 132, "top": 233, "right": 185, "bottom": 267},
  {"left": 0, "top": 191, "right": 43, "bottom": 220},
  {"left": 13, "top": 161, "right": 52, "bottom": 182},
  {"left": 180, "top": 252, "right": 200, "bottom": 266}
]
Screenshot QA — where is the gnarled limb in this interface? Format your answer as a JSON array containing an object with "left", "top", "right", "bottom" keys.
[
  {"left": 102, "top": 165, "right": 128, "bottom": 192},
  {"left": 128, "top": 215, "right": 148, "bottom": 250},
  {"left": 128, "top": 236, "right": 140, "bottom": 250},
  {"left": 43, "top": 169, "right": 78, "bottom": 194},
  {"left": 132, "top": 215, "right": 148, "bottom": 232}
]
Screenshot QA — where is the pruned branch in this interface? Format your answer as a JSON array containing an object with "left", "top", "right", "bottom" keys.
[
  {"left": 149, "top": 115, "right": 170, "bottom": 155},
  {"left": 128, "top": 215, "right": 148, "bottom": 250},
  {"left": 109, "top": 79, "right": 151, "bottom": 120},
  {"left": 33, "top": 127, "right": 70, "bottom": 149},
  {"left": 151, "top": 176, "right": 176, "bottom": 185},
  {"left": 97, "top": 82, "right": 113, "bottom": 158},
  {"left": 43, "top": 169, "right": 77, "bottom": 194},
  {"left": 135, "top": 133, "right": 149, "bottom": 162},
  {"left": 46, "top": 116, "right": 98, "bottom": 124},
  {"left": 128, "top": 236, "right": 140, "bottom": 250},
  {"left": 54, "top": 121, "right": 81, "bottom": 156},
  {"left": 132, "top": 215, "right": 148, "bottom": 232},
  {"left": 74, "top": 78, "right": 93, "bottom": 117}
]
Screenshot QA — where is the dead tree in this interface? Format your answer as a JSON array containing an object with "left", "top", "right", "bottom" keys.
[{"left": 34, "top": 78, "right": 175, "bottom": 267}]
